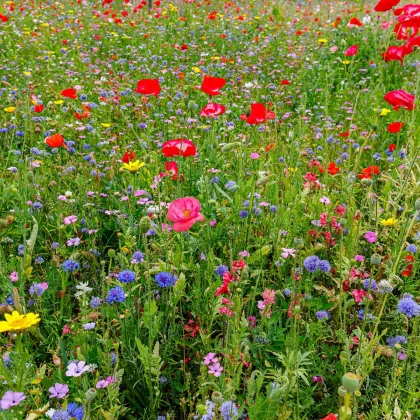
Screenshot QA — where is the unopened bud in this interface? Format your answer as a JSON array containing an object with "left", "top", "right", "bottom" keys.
[{"left": 85, "top": 388, "right": 97, "bottom": 401}]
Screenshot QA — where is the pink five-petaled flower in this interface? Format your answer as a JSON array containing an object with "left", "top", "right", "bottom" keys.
[
  {"left": 64, "top": 215, "right": 78, "bottom": 225},
  {"left": 66, "top": 360, "right": 90, "bottom": 377},
  {"left": 208, "top": 362, "right": 224, "bottom": 377},
  {"left": 96, "top": 376, "right": 118, "bottom": 389},
  {"left": 48, "top": 383, "right": 69, "bottom": 399},
  {"left": 167, "top": 197, "right": 204, "bottom": 232},
  {"left": 281, "top": 248, "right": 296, "bottom": 259},
  {"left": 364, "top": 231, "right": 377, "bottom": 243},
  {"left": 0, "top": 391, "right": 26, "bottom": 410},
  {"left": 203, "top": 352, "right": 218, "bottom": 365}
]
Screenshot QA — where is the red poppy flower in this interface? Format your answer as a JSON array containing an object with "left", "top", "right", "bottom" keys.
[
  {"left": 281, "top": 79, "right": 290, "bottom": 85},
  {"left": 387, "top": 122, "right": 405, "bottom": 132},
  {"left": 388, "top": 143, "right": 397, "bottom": 152},
  {"left": 122, "top": 151, "right": 135, "bottom": 163},
  {"left": 75, "top": 104, "right": 91, "bottom": 120},
  {"left": 345, "top": 44, "right": 358, "bottom": 56},
  {"left": 33, "top": 105, "right": 44, "bottom": 113},
  {"left": 327, "top": 162, "right": 340, "bottom": 175},
  {"left": 349, "top": 17, "right": 363, "bottom": 26},
  {"left": 321, "top": 414, "right": 337, "bottom": 420},
  {"left": 358, "top": 165, "right": 380, "bottom": 179},
  {"left": 394, "top": 23, "right": 418, "bottom": 40},
  {"left": 135, "top": 79, "right": 161, "bottom": 97},
  {"left": 61, "top": 88, "right": 77, "bottom": 99},
  {"left": 339, "top": 130, "right": 350, "bottom": 137},
  {"left": 384, "top": 89, "right": 416, "bottom": 111},
  {"left": 200, "top": 102, "right": 226, "bottom": 117},
  {"left": 406, "top": 36, "right": 420, "bottom": 51},
  {"left": 397, "top": 5, "right": 420, "bottom": 28},
  {"left": 200, "top": 76, "right": 226, "bottom": 96},
  {"left": 45, "top": 133, "right": 68, "bottom": 149},
  {"left": 162, "top": 161, "right": 180, "bottom": 180},
  {"left": 0, "top": 14, "right": 9, "bottom": 23},
  {"left": 161, "top": 139, "right": 197, "bottom": 157},
  {"left": 374, "top": 0, "right": 400, "bottom": 12},
  {"left": 382, "top": 45, "right": 410, "bottom": 64},
  {"left": 240, "top": 103, "right": 275, "bottom": 125}
]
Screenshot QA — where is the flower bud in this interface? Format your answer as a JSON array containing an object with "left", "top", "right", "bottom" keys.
[
  {"left": 339, "top": 406, "right": 352, "bottom": 418},
  {"left": 211, "top": 391, "right": 224, "bottom": 404},
  {"left": 188, "top": 100, "right": 198, "bottom": 111},
  {"left": 139, "top": 216, "right": 152, "bottom": 233},
  {"left": 65, "top": 191, "right": 73, "bottom": 198},
  {"left": 107, "top": 249, "right": 116, "bottom": 258},
  {"left": 342, "top": 372, "right": 359, "bottom": 393},
  {"left": 415, "top": 199, "right": 420, "bottom": 210},
  {"left": 85, "top": 388, "right": 97, "bottom": 401},
  {"left": 52, "top": 354, "right": 62, "bottom": 367},
  {"left": 370, "top": 253, "right": 381, "bottom": 266}
]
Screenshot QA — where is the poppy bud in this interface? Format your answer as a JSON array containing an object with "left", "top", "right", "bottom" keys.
[
  {"left": 139, "top": 216, "right": 151, "bottom": 233},
  {"left": 338, "top": 385, "right": 348, "bottom": 397},
  {"left": 208, "top": 199, "right": 217, "bottom": 205},
  {"left": 107, "top": 249, "right": 116, "bottom": 258},
  {"left": 370, "top": 253, "right": 382, "bottom": 266},
  {"left": 188, "top": 100, "right": 198, "bottom": 110},
  {"left": 65, "top": 191, "right": 72, "bottom": 198},
  {"left": 144, "top": 155, "right": 152, "bottom": 163},
  {"left": 256, "top": 177, "right": 269, "bottom": 187},
  {"left": 211, "top": 391, "right": 224, "bottom": 404},
  {"left": 415, "top": 199, "right": 420, "bottom": 210},
  {"left": 339, "top": 406, "right": 352, "bottom": 418},
  {"left": 293, "top": 237, "right": 304, "bottom": 248},
  {"left": 342, "top": 372, "right": 359, "bottom": 393},
  {"left": 339, "top": 218, "right": 347, "bottom": 227},
  {"left": 86, "top": 388, "right": 97, "bottom": 402},
  {"left": 53, "top": 354, "right": 61, "bottom": 367},
  {"left": 361, "top": 178, "right": 373, "bottom": 186},
  {"left": 315, "top": 156, "right": 323, "bottom": 162}
]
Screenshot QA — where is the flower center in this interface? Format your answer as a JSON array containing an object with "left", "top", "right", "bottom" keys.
[{"left": 182, "top": 209, "right": 191, "bottom": 218}]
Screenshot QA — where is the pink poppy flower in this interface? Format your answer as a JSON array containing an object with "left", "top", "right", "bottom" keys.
[
  {"left": 167, "top": 197, "right": 204, "bottom": 232},
  {"left": 345, "top": 44, "right": 358, "bottom": 56},
  {"left": 200, "top": 102, "right": 226, "bottom": 117}
]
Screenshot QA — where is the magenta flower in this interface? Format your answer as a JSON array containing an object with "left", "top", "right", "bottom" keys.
[
  {"left": 281, "top": 248, "right": 296, "bottom": 259},
  {"left": 208, "top": 362, "right": 224, "bottom": 377},
  {"left": 66, "top": 360, "right": 90, "bottom": 377},
  {"left": 167, "top": 197, "right": 204, "bottom": 232},
  {"left": 364, "top": 231, "right": 377, "bottom": 243},
  {"left": 1, "top": 391, "right": 26, "bottom": 410},
  {"left": 66, "top": 237, "right": 81, "bottom": 247},
  {"left": 48, "top": 383, "right": 69, "bottom": 399},
  {"left": 9, "top": 271, "right": 18, "bottom": 283},
  {"left": 64, "top": 215, "right": 78, "bottom": 225},
  {"left": 203, "top": 352, "right": 218, "bottom": 366}
]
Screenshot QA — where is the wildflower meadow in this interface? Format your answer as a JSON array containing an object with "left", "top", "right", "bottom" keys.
[{"left": 0, "top": 0, "right": 419, "bottom": 418}]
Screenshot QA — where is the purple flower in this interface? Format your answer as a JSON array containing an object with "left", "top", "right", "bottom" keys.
[
  {"left": 364, "top": 231, "right": 377, "bottom": 243},
  {"left": 303, "top": 256, "right": 320, "bottom": 273},
  {"left": 0, "top": 391, "right": 26, "bottom": 409},
  {"left": 105, "top": 286, "right": 126, "bottom": 304},
  {"left": 48, "top": 383, "right": 69, "bottom": 399},
  {"left": 83, "top": 322, "right": 96, "bottom": 330},
  {"left": 154, "top": 272, "right": 176, "bottom": 288},
  {"left": 397, "top": 294, "right": 420, "bottom": 318},
  {"left": 219, "top": 401, "right": 238, "bottom": 420},
  {"left": 66, "top": 360, "right": 90, "bottom": 377},
  {"left": 316, "top": 310, "right": 330, "bottom": 321},
  {"left": 117, "top": 270, "right": 136, "bottom": 283},
  {"left": 215, "top": 265, "right": 229, "bottom": 276},
  {"left": 317, "top": 260, "right": 331, "bottom": 272}
]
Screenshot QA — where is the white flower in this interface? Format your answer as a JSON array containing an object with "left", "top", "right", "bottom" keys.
[{"left": 75, "top": 282, "right": 93, "bottom": 298}]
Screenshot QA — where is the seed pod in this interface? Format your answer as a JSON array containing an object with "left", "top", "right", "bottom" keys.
[
  {"left": 139, "top": 216, "right": 152, "bottom": 233},
  {"left": 85, "top": 388, "right": 97, "bottom": 401},
  {"left": 342, "top": 372, "right": 360, "bottom": 393}
]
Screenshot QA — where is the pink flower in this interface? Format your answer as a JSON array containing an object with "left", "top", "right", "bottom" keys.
[
  {"left": 345, "top": 44, "right": 358, "bottom": 56},
  {"left": 355, "top": 255, "right": 364, "bottom": 262},
  {"left": 364, "top": 231, "right": 377, "bottom": 243},
  {"left": 64, "top": 215, "right": 78, "bottom": 225},
  {"left": 66, "top": 360, "right": 90, "bottom": 377},
  {"left": 262, "top": 289, "right": 276, "bottom": 305},
  {"left": 250, "top": 152, "right": 259, "bottom": 159},
  {"left": 167, "top": 197, "right": 204, "bottom": 232},
  {"left": 48, "top": 383, "right": 69, "bottom": 399},
  {"left": 320, "top": 196, "right": 331, "bottom": 205},
  {"left": 208, "top": 362, "right": 224, "bottom": 377},
  {"left": 0, "top": 391, "right": 25, "bottom": 410},
  {"left": 281, "top": 248, "right": 296, "bottom": 259},
  {"left": 204, "top": 352, "right": 218, "bottom": 365},
  {"left": 9, "top": 271, "right": 18, "bottom": 283}
]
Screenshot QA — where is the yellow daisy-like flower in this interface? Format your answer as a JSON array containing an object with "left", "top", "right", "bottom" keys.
[
  {"left": 122, "top": 160, "right": 145, "bottom": 173},
  {"left": 380, "top": 217, "right": 398, "bottom": 227},
  {"left": 54, "top": 100, "right": 64, "bottom": 105},
  {"left": 101, "top": 123, "right": 112, "bottom": 128},
  {"left": 318, "top": 39, "right": 328, "bottom": 43},
  {"left": 342, "top": 60, "right": 351, "bottom": 65},
  {"left": 4, "top": 107, "right": 16, "bottom": 113},
  {"left": 192, "top": 66, "right": 201, "bottom": 73},
  {"left": 287, "top": 167, "right": 298, "bottom": 173},
  {"left": 379, "top": 108, "right": 391, "bottom": 116},
  {"left": 0, "top": 311, "right": 40, "bottom": 333}
]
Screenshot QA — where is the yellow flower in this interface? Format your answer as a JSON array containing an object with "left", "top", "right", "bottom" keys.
[
  {"left": 192, "top": 66, "right": 201, "bottom": 73},
  {"left": 23, "top": 71, "right": 31, "bottom": 76},
  {"left": 122, "top": 160, "right": 145, "bottom": 173},
  {"left": 54, "top": 100, "right": 64, "bottom": 105},
  {"left": 379, "top": 108, "right": 391, "bottom": 116},
  {"left": 380, "top": 218, "right": 397, "bottom": 227},
  {"left": 101, "top": 123, "right": 111, "bottom": 128},
  {"left": 318, "top": 39, "right": 328, "bottom": 43},
  {"left": 342, "top": 60, "right": 351, "bottom": 65},
  {"left": 0, "top": 311, "right": 40, "bottom": 333},
  {"left": 287, "top": 167, "right": 298, "bottom": 173},
  {"left": 4, "top": 107, "right": 16, "bottom": 113}
]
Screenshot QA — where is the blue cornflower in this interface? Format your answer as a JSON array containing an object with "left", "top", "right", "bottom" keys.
[
  {"left": 215, "top": 265, "right": 229, "bottom": 276},
  {"left": 61, "top": 259, "right": 79, "bottom": 273},
  {"left": 32, "top": 201, "right": 43, "bottom": 210},
  {"left": 225, "top": 181, "right": 238, "bottom": 192},
  {"left": 131, "top": 251, "right": 144, "bottom": 263},
  {"left": 317, "top": 260, "right": 331, "bottom": 273},
  {"left": 406, "top": 244, "right": 418, "bottom": 253},
  {"left": 110, "top": 352, "right": 117, "bottom": 366},
  {"left": 35, "top": 256, "right": 44, "bottom": 264},
  {"left": 117, "top": 270, "right": 136, "bottom": 283},
  {"left": 284, "top": 288, "right": 292, "bottom": 297},
  {"left": 363, "top": 278, "right": 377, "bottom": 291},
  {"left": 18, "top": 244, "right": 24, "bottom": 256},
  {"left": 66, "top": 402, "right": 84, "bottom": 420},
  {"left": 269, "top": 205, "right": 278, "bottom": 212},
  {"left": 83, "top": 323, "right": 96, "bottom": 330},
  {"left": 397, "top": 294, "right": 420, "bottom": 318},
  {"left": 52, "top": 410, "right": 71, "bottom": 420},
  {"left": 51, "top": 242, "right": 60, "bottom": 250},
  {"left": 105, "top": 286, "right": 126, "bottom": 304},
  {"left": 90, "top": 296, "right": 101, "bottom": 308},
  {"left": 316, "top": 310, "right": 330, "bottom": 321},
  {"left": 303, "top": 256, "right": 320, "bottom": 273},
  {"left": 219, "top": 401, "right": 238, "bottom": 420},
  {"left": 154, "top": 272, "right": 176, "bottom": 288},
  {"left": 239, "top": 210, "right": 248, "bottom": 219}
]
